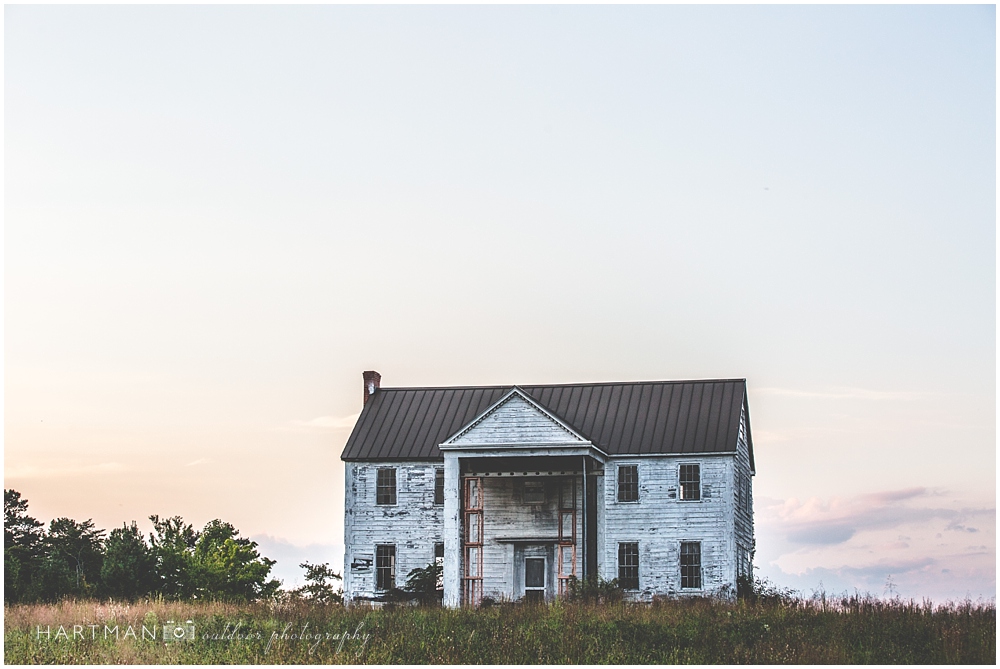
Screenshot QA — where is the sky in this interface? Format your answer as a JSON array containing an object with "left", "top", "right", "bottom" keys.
[{"left": 4, "top": 5, "right": 995, "bottom": 601}]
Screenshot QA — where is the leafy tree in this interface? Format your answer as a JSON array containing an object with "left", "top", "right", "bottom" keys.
[
  {"left": 403, "top": 562, "right": 443, "bottom": 605},
  {"left": 4, "top": 489, "right": 44, "bottom": 602},
  {"left": 41, "top": 518, "right": 105, "bottom": 599},
  {"left": 293, "top": 561, "right": 343, "bottom": 604},
  {"left": 148, "top": 515, "right": 200, "bottom": 599},
  {"left": 192, "top": 519, "right": 280, "bottom": 601},
  {"left": 101, "top": 522, "right": 156, "bottom": 600}
]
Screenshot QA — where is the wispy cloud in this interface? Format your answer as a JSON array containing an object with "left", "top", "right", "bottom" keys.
[
  {"left": 756, "top": 387, "right": 930, "bottom": 401},
  {"left": 756, "top": 487, "right": 996, "bottom": 599},
  {"left": 5, "top": 462, "right": 127, "bottom": 479},
  {"left": 761, "top": 487, "right": 994, "bottom": 546},
  {"left": 185, "top": 458, "right": 212, "bottom": 467}
]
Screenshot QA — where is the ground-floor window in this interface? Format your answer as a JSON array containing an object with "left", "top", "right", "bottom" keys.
[
  {"left": 376, "top": 544, "right": 396, "bottom": 591},
  {"left": 618, "top": 542, "right": 639, "bottom": 590},
  {"left": 680, "top": 542, "right": 701, "bottom": 589},
  {"left": 737, "top": 545, "right": 750, "bottom": 578}
]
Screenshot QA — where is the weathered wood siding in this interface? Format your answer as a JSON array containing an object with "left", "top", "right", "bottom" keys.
[
  {"left": 733, "top": 405, "right": 754, "bottom": 581},
  {"left": 448, "top": 393, "right": 585, "bottom": 445},
  {"left": 599, "top": 455, "right": 737, "bottom": 600},
  {"left": 478, "top": 475, "right": 583, "bottom": 601},
  {"left": 343, "top": 461, "right": 444, "bottom": 602}
]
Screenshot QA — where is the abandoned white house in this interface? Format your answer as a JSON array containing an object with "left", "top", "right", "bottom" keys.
[{"left": 341, "top": 372, "right": 755, "bottom": 606}]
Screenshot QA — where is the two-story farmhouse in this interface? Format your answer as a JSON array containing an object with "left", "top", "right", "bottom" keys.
[{"left": 341, "top": 372, "right": 754, "bottom": 607}]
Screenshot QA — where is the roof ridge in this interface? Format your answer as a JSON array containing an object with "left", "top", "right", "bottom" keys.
[{"left": 378, "top": 379, "right": 746, "bottom": 392}]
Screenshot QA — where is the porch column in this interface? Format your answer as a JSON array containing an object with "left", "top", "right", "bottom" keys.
[{"left": 442, "top": 452, "right": 461, "bottom": 608}]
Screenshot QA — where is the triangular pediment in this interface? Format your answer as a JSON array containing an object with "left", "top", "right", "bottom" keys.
[{"left": 442, "top": 388, "right": 587, "bottom": 447}]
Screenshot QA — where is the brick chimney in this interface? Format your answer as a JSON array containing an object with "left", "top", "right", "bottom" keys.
[{"left": 363, "top": 371, "right": 381, "bottom": 406}]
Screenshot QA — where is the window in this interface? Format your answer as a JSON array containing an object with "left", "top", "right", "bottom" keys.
[
  {"left": 375, "top": 545, "right": 396, "bottom": 591},
  {"left": 679, "top": 464, "right": 700, "bottom": 501},
  {"left": 680, "top": 542, "right": 701, "bottom": 589},
  {"left": 617, "top": 465, "right": 639, "bottom": 502},
  {"left": 523, "top": 480, "right": 544, "bottom": 504},
  {"left": 376, "top": 468, "right": 396, "bottom": 505},
  {"left": 434, "top": 468, "right": 444, "bottom": 505},
  {"left": 736, "top": 472, "right": 744, "bottom": 512},
  {"left": 742, "top": 475, "right": 752, "bottom": 514},
  {"left": 737, "top": 545, "right": 750, "bottom": 578},
  {"left": 618, "top": 542, "right": 639, "bottom": 590}
]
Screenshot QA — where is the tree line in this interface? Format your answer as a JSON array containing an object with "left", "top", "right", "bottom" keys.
[{"left": 4, "top": 488, "right": 284, "bottom": 603}]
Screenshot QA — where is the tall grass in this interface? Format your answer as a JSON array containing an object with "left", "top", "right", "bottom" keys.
[{"left": 5, "top": 594, "right": 995, "bottom": 664}]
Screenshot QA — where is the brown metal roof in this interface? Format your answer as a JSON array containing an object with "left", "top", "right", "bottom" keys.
[{"left": 340, "top": 379, "right": 751, "bottom": 464}]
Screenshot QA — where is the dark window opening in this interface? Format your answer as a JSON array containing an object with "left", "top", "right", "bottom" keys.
[
  {"left": 524, "top": 480, "right": 544, "bottom": 505},
  {"left": 680, "top": 464, "right": 700, "bottom": 501},
  {"left": 377, "top": 468, "right": 397, "bottom": 505},
  {"left": 375, "top": 545, "right": 396, "bottom": 591},
  {"left": 680, "top": 542, "right": 701, "bottom": 589},
  {"left": 742, "top": 475, "right": 752, "bottom": 514},
  {"left": 618, "top": 542, "right": 639, "bottom": 590},
  {"left": 434, "top": 468, "right": 444, "bottom": 505},
  {"left": 618, "top": 465, "right": 639, "bottom": 502}
]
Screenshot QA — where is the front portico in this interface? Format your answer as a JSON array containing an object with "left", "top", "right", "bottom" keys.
[{"left": 439, "top": 388, "right": 606, "bottom": 607}]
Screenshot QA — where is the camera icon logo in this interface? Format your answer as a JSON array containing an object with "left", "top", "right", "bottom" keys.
[{"left": 163, "top": 620, "right": 195, "bottom": 642}]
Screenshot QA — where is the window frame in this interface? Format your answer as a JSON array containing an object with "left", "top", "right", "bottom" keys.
[
  {"left": 737, "top": 545, "right": 750, "bottom": 579},
  {"left": 434, "top": 468, "right": 445, "bottom": 505},
  {"left": 375, "top": 544, "right": 396, "bottom": 592},
  {"left": 617, "top": 542, "right": 640, "bottom": 590},
  {"left": 376, "top": 467, "right": 397, "bottom": 506},
  {"left": 523, "top": 480, "right": 545, "bottom": 505},
  {"left": 742, "top": 474, "right": 752, "bottom": 515},
  {"left": 680, "top": 541, "right": 702, "bottom": 589},
  {"left": 679, "top": 464, "right": 701, "bottom": 501},
  {"left": 617, "top": 464, "right": 639, "bottom": 503}
]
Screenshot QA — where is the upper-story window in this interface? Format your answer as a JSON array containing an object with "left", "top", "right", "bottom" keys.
[
  {"left": 523, "top": 480, "right": 545, "bottom": 504},
  {"left": 376, "top": 467, "right": 397, "bottom": 505},
  {"left": 679, "top": 464, "right": 700, "bottom": 501},
  {"left": 737, "top": 472, "right": 751, "bottom": 514},
  {"left": 434, "top": 468, "right": 444, "bottom": 505},
  {"left": 617, "top": 465, "right": 639, "bottom": 502}
]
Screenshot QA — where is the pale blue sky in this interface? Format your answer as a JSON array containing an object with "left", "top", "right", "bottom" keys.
[{"left": 5, "top": 5, "right": 995, "bottom": 599}]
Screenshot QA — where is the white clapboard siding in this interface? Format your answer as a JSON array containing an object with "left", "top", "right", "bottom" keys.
[
  {"left": 447, "top": 393, "right": 585, "bottom": 445},
  {"left": 343, "top": 462, "right": 445, "bottom": 601},
  {"left": 600, "top": 455, "right": 735, "bottom": 600}
]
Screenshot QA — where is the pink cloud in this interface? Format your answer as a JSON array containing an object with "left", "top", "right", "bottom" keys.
[{"left": 755, "top": 487, "right": 996, "bottom": 600}]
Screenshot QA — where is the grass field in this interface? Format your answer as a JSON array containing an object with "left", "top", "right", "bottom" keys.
[{"left": 4, "top": 595, "right": 995, "bottom": 664}]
